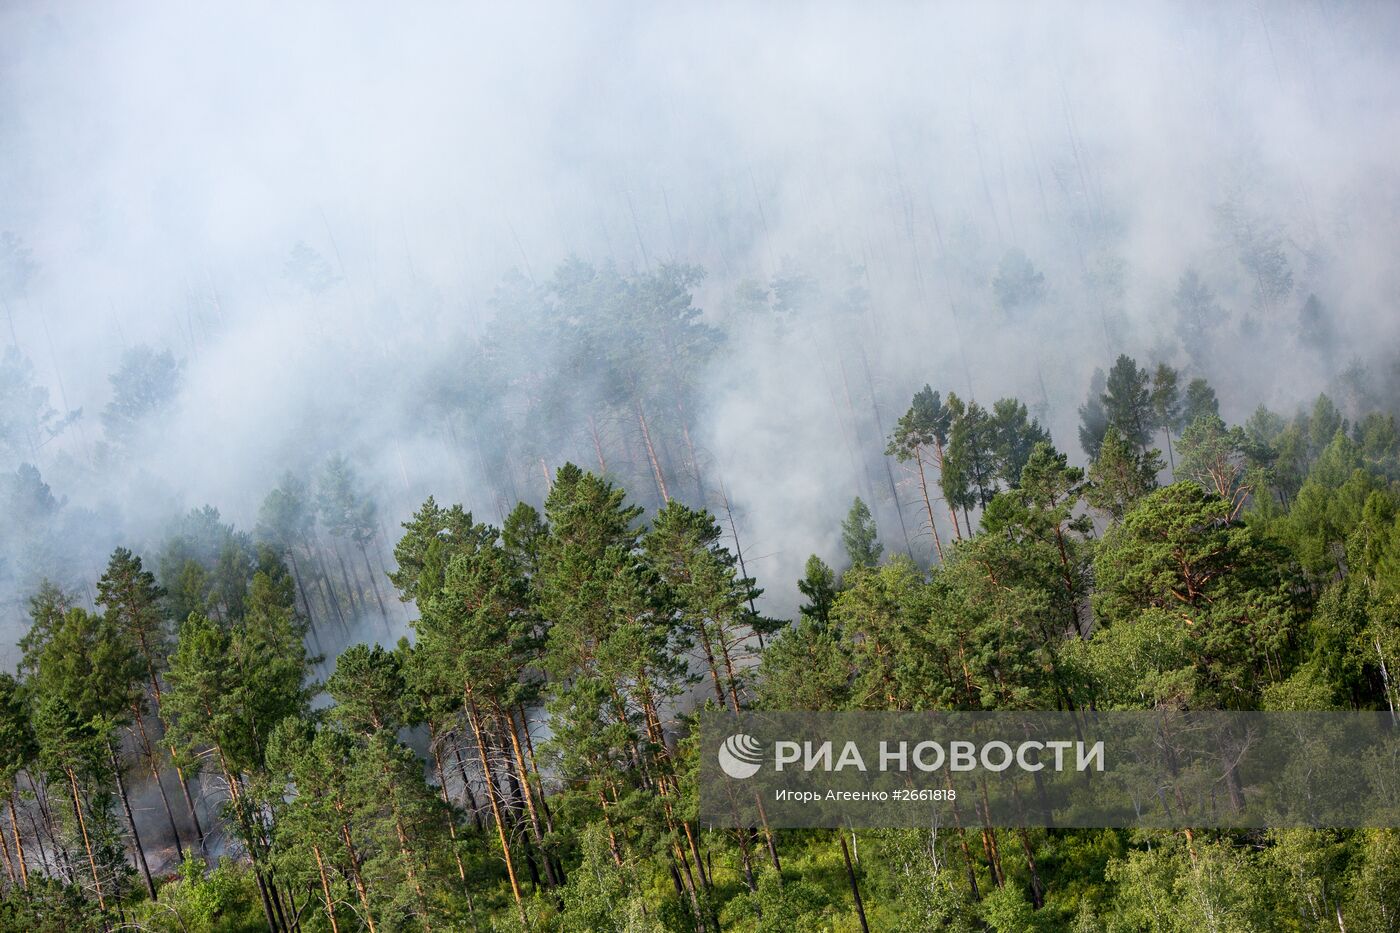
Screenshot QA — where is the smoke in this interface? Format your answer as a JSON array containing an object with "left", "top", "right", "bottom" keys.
[{"left": 3, "top": 0, "right": 1400, "bottom": 655}]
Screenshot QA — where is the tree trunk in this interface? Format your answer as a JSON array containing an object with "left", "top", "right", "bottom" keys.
[
  {"left": 636, "top": 399, "right": 670, "bottom": 505},
  {"left": 501, "top": 706, "right": 557, "bottom": 887},
  {"left": 312, "top": 844, "right": 340, "bottom": 933},
  {"left": 0, "top": 818, "right": 14, "bottom": 886},
  {"left": 358, "top": 542, "right": 392, "bottom": 632},
  {"left": 450, "top": 738, "right": 484, "bottom": 830},
  {"left": 108, "top": 738, "right": 156, "bottom": 900},
  {"left": 333, "top": 543, "right": 362, "bottom": 619},
  {"left": 915, "top": 454, "right": 945, "bottom": 562},
  {"left": 312, "top": 545, "right": 347, "bottom": 627},
  {"left": 146, "top": 664, "right": 207, "bottom": 856},
  {"left": 934, "top": 435, "right": 963, "bottom": 540},
  {"left": 465, "top": 691, "right": 527, "bottom": 928},
  {"left": 840, "top": 833, "right": 871, "bottom": 933},
  {"left": 335, "top": 803, "right": 376, "bottom": 933},
  {"left": 131, "top": 706, "right": 185, "bottom": 863},
  {"left": 286, "top": 550, "right": 325, "bottom": 654},
  {"left": 65, "top": 768, "right": 106, "bottom": 914},
  {"left": 427, "top": 733, "right": 470, "bottom": 888},
  {"left": 6, "top": 796, "right": 27, "bottom": 887}
]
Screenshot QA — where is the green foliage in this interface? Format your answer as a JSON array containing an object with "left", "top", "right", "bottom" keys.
[
  {"left": 100, "top": 344, "right": 182, "bottom": 450},
  {"left": 15, "top": 342, "right": 1400, "bottom": 932},
  {"left": 1087, "top": 426, "right": 1162, "bottom": 520},
  {"left": 840, "top": 497, "right": 882, "bottom": 570}
]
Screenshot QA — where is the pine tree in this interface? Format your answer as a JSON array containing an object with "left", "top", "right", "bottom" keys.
[
  {"left": 30, "top": 606, "right": 145, "bottom": 904},
  {"left": 96, "top": 547, "right": 198, "bottom": 859},
  {"left": 1150, "top": 363, "right": 1182, "bottom": 471},
  {"left": 100, "top": 345, "right": 182, "bottom": 451},
  {"left": 886, "top": 385, "right": 956, "bottom": 558},
  {"left": 1086, "top": 427, "right": 1163, "bottom": 521},
  {"left": 645, "top": 500, "right": 777, "bottom": 714},
  {"left": 988, "top": 397, "right": 1050, "bottom": 489},
  {"left": 1101, "top": 354, "right": 1153, "bottom": 452},
  {"left": 1181, "top": 377, "right": 1219, "bottom": 428},
  {"left": 841, "top": 498, "right": 882, "bottom": 570},
  {"left": 796, "top": 555, "right": 837, "bottom": 630},
  {"left": 1173, "top": 269, "right": 1223, "bottom": 359},
  {"left": 1077, "top": 368, "right": 1109, "bottom": 459}
]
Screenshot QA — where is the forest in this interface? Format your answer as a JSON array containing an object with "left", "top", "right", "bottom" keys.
[
  {"left": 5, "top": 2, "right": 1400, "bottom": 930},
  {"left": 2, "top": 252, "right": 1400, "bottom": 930}
]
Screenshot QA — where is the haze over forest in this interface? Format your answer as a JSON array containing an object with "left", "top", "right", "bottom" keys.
[{"left": 4, "top": 0, "right": 1400, "bottom": 657}]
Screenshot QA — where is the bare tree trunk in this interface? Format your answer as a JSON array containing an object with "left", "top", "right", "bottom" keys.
[
  {"left": 840, "top": 833, "right": 871, "bottom": 933},
  {"left": 312, "top": 844, "right": 340, "bottom": 933},
  {"left": 286, "top": 550, "right": 326, "bottom": 654},
  {"left": 131, "top": 707, "right": 185, "bottom": 863},
  {"left": 450, "top": 738, "right": 484, "bottom": 830},
  {"left": 636, "top": 399, "right": 670, "bottom": 504},
  {"left": 427, "top": 734, "right": 470, "bottom": 888},
  {"left": 312, "top": 545, "right": 347, "bottom": 628},
  {"left": 0, "top": 817, "right": 14, "bottom": 886},
  {"left": 65, "top": 769, "right": 106, "bottom": 914},
  {"left": 915, "top": 454, "right": 945, "bottom": 562},
  {"left": 335, "top": 804, "right": 376, "bottom": 933},
  {"left": 6, "top": 796, "right": 27, "bottom": 887},
  {"left": 502, "top": 706, "right": 557, "bottom": 887},
  {"left": 108, "top": 738, "right": 156, "bottom": 900},
  {"left": 358, "top": 542, "right": 391, "bottom": 631},
  {"left": 332, "top": 543, "right": 362, "bottom": 619},
  {"left": 465, "top": 691, "right": 527, "bottom": 929}
]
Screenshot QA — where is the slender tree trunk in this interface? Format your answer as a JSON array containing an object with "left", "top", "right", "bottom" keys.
[
  {"left": 0, "top": 818, "right": 14, "bottom": 887},
  {"left": 335, "top": 805, "right": 376, "bottom": 933},
  {"left": 108, "top": 738, "right": 156, "bottom": 900},
  {"left": 427, "top": 734, "right": 470, "bottom": 888},
  {"left": 676, "top": 400, "right": 706, "bottom": 501},
  {"left": 860, "top": 344, "right": 915, "bottom": 557},
  {"left": 501, "top": 706, "right": 557, "bottom": 887},
  {"left": 450, "top": 738, "right": 484, "bottom": 830},
  {"left": 636, "top": 399, "right": 670, "bottom": 504},
  {"left": 286, "top": 551, "right": 325, "bottom": 654},
  {"left": 332, "top": 543, "right": 361, "bottom": 618},
  {"left": 65, "top": 769, "right": 106, "bottom": 913},
  {"left": 6, "top": 797, "right": 27, "bottom": 887},
  {"left": 933, "top": 436, "right": 963, "bottom": 540},
  {"left": 465, "top": 691, "right": 526, "bottom": 928},
  {"left": 358, "top": 542, "right": 391, "bottom": 629},
  {"left": 146, "top": 670, "right": 207, "bottom": 856},
  {"left": 915, "top": 454, "right": 945, "bottom": 561},
  {"left": 312, "top": 844, "right": 340, "bottom": 933},
  {"left": 131, "top": 708, "right": 184, "bottom": 863},
  {"left": 1018, "top": 827, "right": 1044, "bottom": 908},
  {"left": 840, "top": 833, "right": 871, "bottom": 933},
  {"left": 312, "top": 545, "right": 347, "bottom": 627}
]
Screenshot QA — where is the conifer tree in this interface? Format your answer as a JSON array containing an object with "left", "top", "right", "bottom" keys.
[
  {"left": 887, "top": 385, "right": 956, "bottom": 558},
  {"left": 1181, "top": 377, "right": 1220, "bottom": 428},
  {"left": 796, "top": 555, "right": 837, "bottom": 630},
  {"left": 96, "top": 547, "right": 198, "bottom": 858},
  {"left": 841, "top": 498, "right": 882, "bottom": 570},
  {"left": 1077, "top": 368, "right": 1109, "bottom": 459},
  {"left": 1101, "top": 354, "right": 1153, "bottom": 452},
  {"left": 1087, "top": 427, "right": 1163, "bottom": 521},
  {"left": 1150, "top": 363, "right": 1182, "bottom": 471}
]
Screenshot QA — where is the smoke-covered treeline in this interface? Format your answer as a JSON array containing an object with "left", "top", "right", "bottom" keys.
[
  {"left": 5, "top": 1, "right": 1400, "bottom": 654},
  {"left": 5, "top": 1, "right": 1400, "bottom": 930},
  {"left": 4, "top": 347, "right": 1400, "bottom": 930}
]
